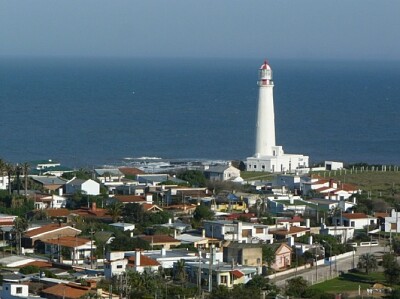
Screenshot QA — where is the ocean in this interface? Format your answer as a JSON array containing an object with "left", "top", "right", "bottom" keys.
[{"left": 0, "top": 57, "right": 399, "bottom": 168}]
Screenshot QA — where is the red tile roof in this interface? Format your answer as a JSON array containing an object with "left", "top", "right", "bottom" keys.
[
  {"left": 114, "top": 195, "right": 146, "bottom": 203},
  {"left": 128, "top": 254, "right": 160, "bottom": 266},
  {"left": 45, "top": 208, "right": 71, "bottom": 217},
  {"left": 375, "top": 212, "right": 390, "bottom": 218},
  {"left": 41, "top": 283, "right": 91, "bottom": 299},
  {"left": 231, "top": 269, "right": 244, "bottom": 278},
  {"left": 118, "top": 167, "right": 145, "bottom": 176},
  {"left": 342, "top": 213, "right": 371, "bottom": 219},
  {"left": 43, "top": 236, "right": 92, "bottom": 248}
]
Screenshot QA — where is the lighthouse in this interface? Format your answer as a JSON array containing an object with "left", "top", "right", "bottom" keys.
[
  {"left": 255, "top": 61, "right": 275, "bottom": 157},
  {"left": 247, "top": 60, "right": 309, "bottom": 173}
]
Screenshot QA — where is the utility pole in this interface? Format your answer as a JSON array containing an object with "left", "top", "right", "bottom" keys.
[{"left": 89, "top": 230, "right": 95, "bottom": 269}]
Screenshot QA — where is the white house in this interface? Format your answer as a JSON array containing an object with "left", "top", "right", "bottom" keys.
[
  {"left": 384, "top": 209, "right": 400, "bottom": 233},
  {"left": 203, "top": 220, "right": 273, "bottom": 244},
  {"left": 65, "top": 178, "right": 100, "bottom": 196},
  {"left": 34, "top": 194, "right": 67, "bottom": 209},
  {"left": 0, "top": 283, "right": 30, "bottom": 299},
  {"left": 319, "top": 223, "right": 355, "bottom": 243},
  {"left": 0, "top": 175, "right": 9, "bottom": 190},
  {"left": 333, "top": 213, "right": 377, "bottom": 230},
  {"left": 203, "top": 165, "right": 241, "bottom": 181},
  {"left": 104, "top": 251, "right": 128, "bottom": 279}
]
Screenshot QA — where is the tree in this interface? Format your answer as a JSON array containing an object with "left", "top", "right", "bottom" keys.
[
  {"left": 285, "top": 276, "right": 309, "bottom": 298},
  {"left": 193, "top": 204, "right": 214, "bottom": 222},
  {"left": 13, "top": 216, "right": 28, "bottom": 255},
  {"left": 384, "top": 260, "right": 400, "bottom": 285},
  {"left": 5, "top": 163, "right": 14, "bottom": 195},
  {"left": 174, "top": 259, "right": 187, "bottom": 286},
  {"left": 106, "top": 201, "right": 124, "bottom": 222},
  {"left": 176, "top": 170, "right": 207, "bottom": 187},
  {"left": 357, "top": 253, "right": 378, "bottom": 274},
  {"left": 262, "top": 245, "right": 276, "bottom": 269}
]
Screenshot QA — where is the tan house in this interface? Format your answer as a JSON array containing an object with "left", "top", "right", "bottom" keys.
[
  {"left": 269, "top": 243, "right": 292, "bottom": 271},
  {"left": 223, "top": 242, "right": 263, "bottom": 266},
  {"left": 22, "top": 223, "right": 81, "bottom": 249}
]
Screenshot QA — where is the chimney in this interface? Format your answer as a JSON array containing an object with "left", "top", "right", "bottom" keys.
[
  {"left": 168, "top": 218, "right": 172, "bottom": 225},
  {"left": 202, "top": 229, "right": 206, "bottom": 238},
  {"left": 174, "top": 229, "right": 177, "bottom": 239},
  {"left": 289, "top": 197, "right": 294, "bottom": 205},
  {"left": 306, "top": 219, "right": 310, "bottom": 229},
  {"left": 308, "top": 235, "right": 313, "bottom": 245},
  {"left": 288, "top": 236, "right": 294, "bottom": 247},
  {"left": 58, "top": 188, "right": 63, "bottom": 196},
  {"left": 91, "top": 202, "right": 97, "bottom": 211},
  {"left": 161, "top": 248, "right": 166, "bottom": 256},
  {"left": 135, "top": 251, "right": 141, "bottom": 267}
]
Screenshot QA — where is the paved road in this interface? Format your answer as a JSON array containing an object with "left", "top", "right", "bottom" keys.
[{"left": 270, "top": 245, "right": 388, "bottom": 287}]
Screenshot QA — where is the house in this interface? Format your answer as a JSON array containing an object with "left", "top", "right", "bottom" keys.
[
  {"left": 267, "top": 195, "right": 317, "bottom": 215},
  {"left": 333, "top": 213, "right": 377, "bottom": 229},
  {"left": 43, "top": 236, "right": 95, "bottom": 264},
  {"left": 34, "top": 194, "right": 67, "bottom": 209},
  {"left": 104, "top": 251, "right": 128, "bottom": 279},
  {"left": 271, "top": 226, "right": 309, "bottom": 240},
  {"left": 30, "top": 166, "right": 74, "bottom": 177},
  {"left": 94, "top": 168, "right": 124, "bottom": 184},
  {"left": 203, "top": 220, "right": 273, "bottom": 244},
  {"left": 22, "top": 223, "right": 81, "bottom": 250},
  {"left": 30, "top": 176, "right": 67, "bottom": 193},
  {"left": 0, "top": 174, "right": 9, "bottom": 190},
  {"left": 268, "top": 243, "right": 292, "bottom": 271},
  {"left": 136, "top": 174, "right": 186, "bottom": 185},
  {"left": 65, "top": 178, "right": 100, "bottom": 196},
  {"left": 0, "top": 283, "right": 41, "bottom": 299},
  {"left": 109, "top": 222, "right": 136, "bottom": 232},
  {"left": 31, "top": 159, "right": 61, "bottom": 170},
  {"left": 223, "top": 242, "right": 263, "bottom": 266},
  {"left": 183, "top": 259, "right": 258, "bottom": 289},
  {"left": 211, "top": 194, "right": 247, "bottom": 212},
  {"left": 70, "top": 202, "right": 111, "bottom": 222},
  {"left": 383, "top": 209, "right": 400, "bottom": 233},
  {"left": 301, "top": 177, "right": 358, "bottom": 200},
  {"left": 138, "top": 235, "right": 181, "bottom": 249},
  {"left": 41, "top": 283, "right": 93, "bottom": 299},
  {"left": 126, "top": 251, "right": 160, "bottom": 273},
  {"left": 203, "top": 165, "right": 241, "bottom": 181},
  {"left": 319, "top": 223, "right": 355, "bottom": 243}
]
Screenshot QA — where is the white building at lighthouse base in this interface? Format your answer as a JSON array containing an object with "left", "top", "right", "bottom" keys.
[{"left": 246, "top": 146, "right": 309, "bottom": 173}]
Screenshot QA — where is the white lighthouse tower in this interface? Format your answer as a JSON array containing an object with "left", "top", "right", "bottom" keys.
[
  {"left": 255, "top": 61, "right": 275, "bottom": 157},
  {"left": 247, "top": 60, "right": 309, "bottom": 173}
]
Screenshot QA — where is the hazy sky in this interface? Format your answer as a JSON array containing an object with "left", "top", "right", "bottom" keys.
[{"left": 1, "top": 0, "right": 399, "bottom": 60}]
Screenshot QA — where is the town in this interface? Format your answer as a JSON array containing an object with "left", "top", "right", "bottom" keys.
[{"left": 0, "top": 157, "right": 399, "bottom": 299}]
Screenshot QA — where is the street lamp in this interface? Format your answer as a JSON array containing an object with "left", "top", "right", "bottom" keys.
[{"left": 322, "top": 240, "right": 332, "bottom": 278}]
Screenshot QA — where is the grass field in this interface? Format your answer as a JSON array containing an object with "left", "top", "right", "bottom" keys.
[{"left": 309, "top": 271, "right": 386, "bottom": 293}]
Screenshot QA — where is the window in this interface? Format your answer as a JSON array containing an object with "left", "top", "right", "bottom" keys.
[
  {"left": 253, "top": 165, "right": 256, "bottom": 169},
  {"left": 117, "top": 265, "right": 123, "bottom": 269},
  {"left": 16, "top": 287, "right": 23, "bottom": 294},
  {"left": 244, "top": 259, "right": 248, "bottom": 265},
  {"left": 220, "top": 275, "right": 228, "bottom": 284}
]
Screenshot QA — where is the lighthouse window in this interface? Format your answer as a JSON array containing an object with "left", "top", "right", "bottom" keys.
[
  {"left": 253, "top": 165, "right": 257, "bottom": 169},
  {"left": 262, "top": 165, "right": 265, "bottom": 169}
]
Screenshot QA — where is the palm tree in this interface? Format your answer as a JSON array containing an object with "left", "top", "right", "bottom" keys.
[
  {"left": 175, "top": 259, "right": 187, "bottom": 286},
  {"left": 5, "top": 162, "right": 14, "bottom": 195},
  {"left": 357, "top": 253, "right": 378, "bottom": 274},
  {"left": 13, "top": 216, "right": 28, "bottom": 255},
  {"left": 107, "top": 201, "right": 124, "bottom": 222},
  {"left": 22, "top": 162, "right": 30, "bottom": 197}
]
